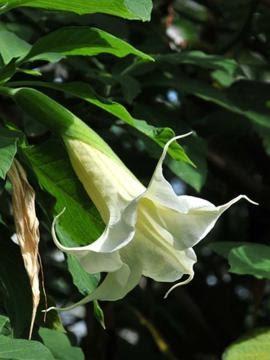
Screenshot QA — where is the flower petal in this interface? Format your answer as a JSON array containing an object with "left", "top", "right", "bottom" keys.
[
  {"left": 45, "top": 260, "right": 142, "bottom": 312},
  {"left": 51, "top": 194, "right": 144, "bottom": 273},
  {"left": 133, "top": 198, "right": 197, "bottom": 281},
  {"left": 49, "top": 138, "right": 147, "bottom": 274},
  {"left": 145, "top": 135, "right": 258, "bottom": 251},
  {"left": 65, "top": 138, "right": 145, "bottom": 222}
]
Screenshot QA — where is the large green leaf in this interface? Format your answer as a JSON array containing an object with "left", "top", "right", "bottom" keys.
[
  {"left": 0, "top": 335, "right": 54, "bottom": 360},
  {"left": 0, "top": 30, "right": 30, "bottom": 64},
  {"left": 0, "top": 0, "right": 153, "bottom": 21},
  {"left": 210, "top": 242, "right": 270, "bottom": 280},
  {"left": 0, "top": 127, "right": 20, "bottom": 179},
  {"left": 22, "top": 26, "right": 153, "bottom": 63},
  {"left": 0, "top": 237, "right": 32, "bottom": 338},
  {"left": 223, "top": 328, "right": 270, "bottom": 360},
  {"left": 39, "top": 328, "right": 84, "bottom": 360},
  {"left": 22, "top": 139, "right": 103, "bottom": 293},
  {"left": 8, "top": 82, "right": 193, "bottom": 165},
  {"left": 21, "top": 140, "right": 103, "bottom": 243},
  {"left": 5, "top": 87, "right": 120, "bottom": 161}
]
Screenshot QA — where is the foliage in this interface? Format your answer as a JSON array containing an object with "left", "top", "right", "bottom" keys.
[
  {"left": 0, "top": 0, "right": 269, "bottom": 359},
  {"left": 223, "top": 328, "right": 270, "bottom": 360}
]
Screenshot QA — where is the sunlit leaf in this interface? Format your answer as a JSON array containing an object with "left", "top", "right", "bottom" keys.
[
  {"left": 223, "top": 328, "right": 270, "bottom": 360},
  {"left": 0, "top": 30, "right": 30, "bottom": 64},
  {"left": 22, "top": 26, "right": 153, "bottom": 63},
  {"left": 0, "top": 0, "right": 153, "bottom": 21},
  {"left": 10, "top": 83, "right": 193, "bottom": 165}
]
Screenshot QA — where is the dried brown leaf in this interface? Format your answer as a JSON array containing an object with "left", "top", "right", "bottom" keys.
[{"left": 7, "top": 159, "right": 40, "bottom": 339}]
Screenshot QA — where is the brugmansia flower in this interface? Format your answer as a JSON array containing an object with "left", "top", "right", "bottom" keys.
[
  {"left": 8, "top": 87, "right": 256, "bottom": 311},
  {"left": 51, "top": 132, "right": 257, "bottom": 310}
]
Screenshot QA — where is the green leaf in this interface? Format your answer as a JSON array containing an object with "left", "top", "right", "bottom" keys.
[
  {"left": 0, "top": 127, "right": 20, "bottom": 180},
  {"left": 22, "top": 27, "right": 153, "bottom": 63},
  {"left": 39, "top": 328, "right": 84, "bottom": 360},
  {"left": 223, "top": 328, "right": 270, "bottom": 360},
  {"left": 210, "top": 242, "right": 270, "bottom": 280},
  {"left": 0, "top": 28, "right": 64, "bottom": 65},
  {"left": 121, "top": 116, "right": 193, "bottom": 164},
  {"left": 0, "top": 59, "right": 17, "bottom": 84},
  {"left": 0, "top": 335, "right": 55, "bottom": 360},
  {"left": 0, "top": 238, "right": 32, "bottom": 338},
  {"left": 117, "top": 75, "right": 141, "bottom": 104},
  {"left": 124, "top": 0, "right": 153, "bottom": 21},
  {"left": 0, "top": 29, "right": 30, "bottom": 64},
  {"left": 209, "top": 241, "right": 248, "bottom": 258},
  {"left": 145, "top": 74, "right": 270, "bottom": 151},
  {"left": 186, "top": 78, "right": 269, "bottom": 131},
  {"left": 39, "top": 296, "right": 65, "bottom": 333},
  {"left": 22, "top": 139, "right": 103, "bottom": 293},
  {"left": 21, "top": 139, "right": 102, "bottom": 317},
  {"left": 10, "top": 83, "right": 193, "bottom": 165},
  {"left": 93, "top": 301, "right": 105, "bottom": 329},
  {"left": 21, "top": 139, "right": 103, "bottom": 243},
  {"left": 146, "top": 74, "right": 269, "bottom": 128},
  {"left": 0, "top": 0, "right": 153, "bottom": 21},
  {"left": 158, "top": 50, "right": 238, "bottom": 87},
  {"left": 0, "top": 315, "right": 10, "bottom": 336},
  {"left": 7, "top": 86, "right": 124, "bottom": 162},
  {"left": 228, "top": 244, "right": 270, "bottom": 279},
  {"left": 66, "top": 256, "right": 99, "bottom": 296}
]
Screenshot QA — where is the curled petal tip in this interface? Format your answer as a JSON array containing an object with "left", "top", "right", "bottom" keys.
[
  {"left": 175, "top": 131, "right": 194, "bottom": 140},
  {"left": 52, "top": 207, "right": 66, "bottom": 228},
  {"left": 42, "top": 306, "right": 55, "bottom": 313},
  {"left": 164, "top": 274, "right": 194, "bottom": 299},
  {"left": 171, "top": 131, "right": 194, "bottom": 144},
  {"left": 241, "top": 195, "right": 259, "bottom": 206},
  {"left": 159, "top": 131, "right": 194, "bottom": 164},
  {"left": 58, "top": 207, "right": 67, "bottom": 218}
]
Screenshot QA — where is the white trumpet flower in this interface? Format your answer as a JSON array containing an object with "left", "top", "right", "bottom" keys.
[
  {"left": 50, "top": 132, "right": 257, "bottom": 310},
  {"left": 8, "top": 88, "right": 256, "bottom": 311}
]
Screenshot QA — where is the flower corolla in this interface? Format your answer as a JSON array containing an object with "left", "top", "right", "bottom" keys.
[{"left": 51, "top": 132, "right": 256, "bottom": 309}]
